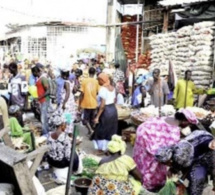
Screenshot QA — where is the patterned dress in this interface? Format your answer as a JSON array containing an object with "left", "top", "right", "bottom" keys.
[
  {"left": 88, "top": 155, "right": 139, "bottom": 195},
  {"left": 133, "top": 117, "right": 180, "bottom": 190},
  {"left": 60, "top": 80, "right": 76, "bottom": 134}
]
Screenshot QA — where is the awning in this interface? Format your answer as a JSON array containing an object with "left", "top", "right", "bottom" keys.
[{"left": 159, "top": 0, "right": 215, "bottom": 7}]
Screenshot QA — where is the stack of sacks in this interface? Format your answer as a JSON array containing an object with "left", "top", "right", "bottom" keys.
[
  {"left": 150, "top": 32, "right": 177, "bottom": 75},
  {"left": 175, "top": 26, "right": 194, "bottom": 78},
  {"left": 150, "top": 34, "right": 168, "bottom": 73},
  {"left": 190, "top": 22, "right": 215, "bottom": 88}
]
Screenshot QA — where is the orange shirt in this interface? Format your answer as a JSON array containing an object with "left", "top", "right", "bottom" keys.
[{"left": 80, "top": 77, "right": 99, "bottom": 109}]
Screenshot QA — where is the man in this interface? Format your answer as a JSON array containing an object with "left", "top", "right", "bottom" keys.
[
  {"left": 174, "top": 70, "right": 205, "bottom": 109},
  {"left": 31, "top": 66, "right": 50, "bottom": 135},
  {"left": 147, "top": 68, "right": 170, "bottom": 107},
  {"left": 8, "top": 62, "right": 28, "bottom": 109},
  {"left": 79, "top": 67, "right": 99, "bottom": 135}
]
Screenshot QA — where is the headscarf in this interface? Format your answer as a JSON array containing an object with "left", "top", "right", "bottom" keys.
[
  {"left": 107, "top": 135, "right": 126, "bottom": 155},
  {"left": 172, "top": 140, "right": 194, "bottom": 167},
  {"left": 9, "top": 105, "right": 20, "bottom": 115},
  {"left": 98, "top": 73, "right": 110, "bottom": 87},
  {"left": 179, "top": 108, "right": 198, "bottom": 125},
  {"left": 155, "top": 146, "right": 174, "bottom": 163},
  {"left": 155, "top": 141, "right": 194, "bottom": 168},
  {"left": 49, "top": 114, "right": 65, "bottom": 128}
]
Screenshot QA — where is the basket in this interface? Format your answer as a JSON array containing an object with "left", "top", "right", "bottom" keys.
[{"left": 130, "top": 115, "right": 145, "bottom": 126}]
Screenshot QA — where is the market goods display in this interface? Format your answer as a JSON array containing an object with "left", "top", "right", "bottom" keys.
[
  {"left": 121, "top": 15, "right": 142, "bottom": 62},
  {"left": 149, "top": 22, "right": 215, "bottom": 87},
  {"left": 186, "top": 107, "right": 211, "bottom": 119},
  {"left": 81, "top": 156, "right": 100, "bottom": 179},
  {"left": 131, "top": 105, "right": 176, "bottom": 125},
  {"left": 116, "top": 105, "right": 131, "bottom": 120},
  {"left": 137, "top": 51, "right": 151, "bottom": 69}
]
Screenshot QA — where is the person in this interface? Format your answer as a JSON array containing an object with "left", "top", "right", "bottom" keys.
[
  {"left": 113, "top": 63, "right": 125, "bottom": 95},
  {"left": 147, "top": 69, "right": 170, "bottom": 107},
  {"left": 133, "top": 108, "right": 198, "bottom": 191},
  {"left": 79, "top": 67, "right": 99, "bottom": 135},
  {"left": 174, "top": 70, "right": 206, "bottom": 109},
  {"left": 8, "top": 62, "right": 28, "bottom": 109},
  {"left": 156, "top": 130, "right": 215, "bottom": 195},
  {"left": 116, "top": 86, "right": 125, "bottom": 105},
  {"left": 92, "top": 73, "right": 118, "bottom": 155},
  {"left": 31, "top": 65, "right": 50, "bottom": 135},
  {"left": 73, "top": 69, "right": 83, "bottom": 93},
  {"left": 9, "top": 105, "right": 24, "bottom": 127},
  {"left": 9, "top": 116, "right": 33, "bottom": 151},
  {"left": 58, "top": 68, "right": 76, "bottom": 135},
  {"left": 47, "top": 115, "right": 79, "bottom": 171},
  {"left": 0, "top": 96, "right": 13, "bottom": 148},
  {"left": 88, "top": 135, "right": 142, "bottom": 195}
]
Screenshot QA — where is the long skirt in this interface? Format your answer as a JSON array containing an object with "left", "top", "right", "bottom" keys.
[
  {"left": 88, "top": 175, "right": 135, "bottom": 195},
  {"left": 92, "top": 104, "right": 118, "bottom": 151}
]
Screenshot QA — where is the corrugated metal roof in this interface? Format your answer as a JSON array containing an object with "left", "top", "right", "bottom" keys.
[{"left": 159, "top": 0, "right": 214, "bottom": 6}]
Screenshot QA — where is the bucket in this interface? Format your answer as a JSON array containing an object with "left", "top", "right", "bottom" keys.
[{"left": 73, "top": 178, "right": 92, "bottom": 195}]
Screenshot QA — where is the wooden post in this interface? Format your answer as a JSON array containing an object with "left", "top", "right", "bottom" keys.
[
  {"left": 163, "top": 8, "right": 170, "bottom": 33},
  {"left": 135, "top": 0, "right": 140, "bottom": 62},
  {"left": 106, "top": 0, "right": 114, "bottom": 62}
]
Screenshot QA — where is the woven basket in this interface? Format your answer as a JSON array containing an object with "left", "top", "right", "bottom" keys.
[{"left": 130, "top": 115, "right": 145, "bottom": 126}]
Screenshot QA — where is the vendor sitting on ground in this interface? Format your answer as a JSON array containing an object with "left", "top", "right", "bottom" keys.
[
  {"left": 47, "top": 115, "right": 79, "bottom": 171},
  {"left": 9, "top": 105, "right": 24, "bottom": 127},
  {"left": 9, "top": 115, "right": 33, "bottom": 151},
  {"left": 88, "top": 135, "right": 142, "bottom": 195}
]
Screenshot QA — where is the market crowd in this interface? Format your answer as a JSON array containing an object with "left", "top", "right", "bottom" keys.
[{"left": 0, "top": 56, "right": 215, "bottom": 195}]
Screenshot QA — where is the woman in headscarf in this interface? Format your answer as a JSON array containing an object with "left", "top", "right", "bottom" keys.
[
  {"left": 92, "top": 73, "right": 118, "bottom": 155},
  {"left": 88, "top": 135, "right": 142, "bottom": 195},
  {"left": 133, "top": 109, "right": 198, "bottom": 192},
  {"left": 156, "top": 130, "right": 215, "bottom": 195},
  {"left": 47, "top": 115, "right": 79, "bottom": 171}
]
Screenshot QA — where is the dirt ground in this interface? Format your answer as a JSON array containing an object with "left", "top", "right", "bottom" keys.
[{"left": 27, "top": 113, "right": 214, "bottom": 194}]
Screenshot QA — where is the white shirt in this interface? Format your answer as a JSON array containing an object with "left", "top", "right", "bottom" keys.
[
  {"left": 116, "top": 93, "right": 124, "bottom": 105},
  {"left": 99, "top": 86, "right": 116, "bottom": 105}
]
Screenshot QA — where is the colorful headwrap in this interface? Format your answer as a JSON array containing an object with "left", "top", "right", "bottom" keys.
[
  {"left": 107, "top": 135, "right": 126, "bottom": 155},
  {"left": 98, "top": 73, "right": 110, "bottom": 87},
  {"left": 179, "top": 108, "right": 198, "bottom": 125}
]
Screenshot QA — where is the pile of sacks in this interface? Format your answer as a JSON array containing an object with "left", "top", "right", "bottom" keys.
[
  {"left": 149, "top": 21, "right": 215, "bottom": 88},
  {"left": 190, "top": 22, "right": 214, "bottom": 88}
]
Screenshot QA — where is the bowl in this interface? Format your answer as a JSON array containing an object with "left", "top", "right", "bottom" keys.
[{"left": 73, "top": 178, "right": 92, "bottom": 195}]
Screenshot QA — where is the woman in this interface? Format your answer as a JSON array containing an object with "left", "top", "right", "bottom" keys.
[
  {"left": 156, "top": 130, "right": 215, "bottom": 195},
  {"left": 58, "top": 69, "right": 76, "bottom": 134},
  {"left": 92, "top": 73, "right": 118, "bottom": 155},
  {"left": 88, "top": 135, "right": 142, "bottom": 195},
  {"left": 133, "top": 109, "right": 198, "bottom": 191},
  {"left": 113, "top": 63, "right": 125, "bottom": 95},
  {"left": 47, "top": 115, "right": 79, "bottom": 171}
]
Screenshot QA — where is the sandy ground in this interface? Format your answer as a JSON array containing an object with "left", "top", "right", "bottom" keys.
[{"left": 26, "top": 113, "right": 214, "bottom": 194}]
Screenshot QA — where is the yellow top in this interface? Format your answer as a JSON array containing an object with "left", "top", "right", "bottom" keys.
[
  {"left": 96, "top": 155, "right": 136, "bottom": 181},
  {"left": 174, "top": 79, "right": 204, "bottom": 109},
  {"left": 80, "top": 78, "right": 100, "bottom": 109}
]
